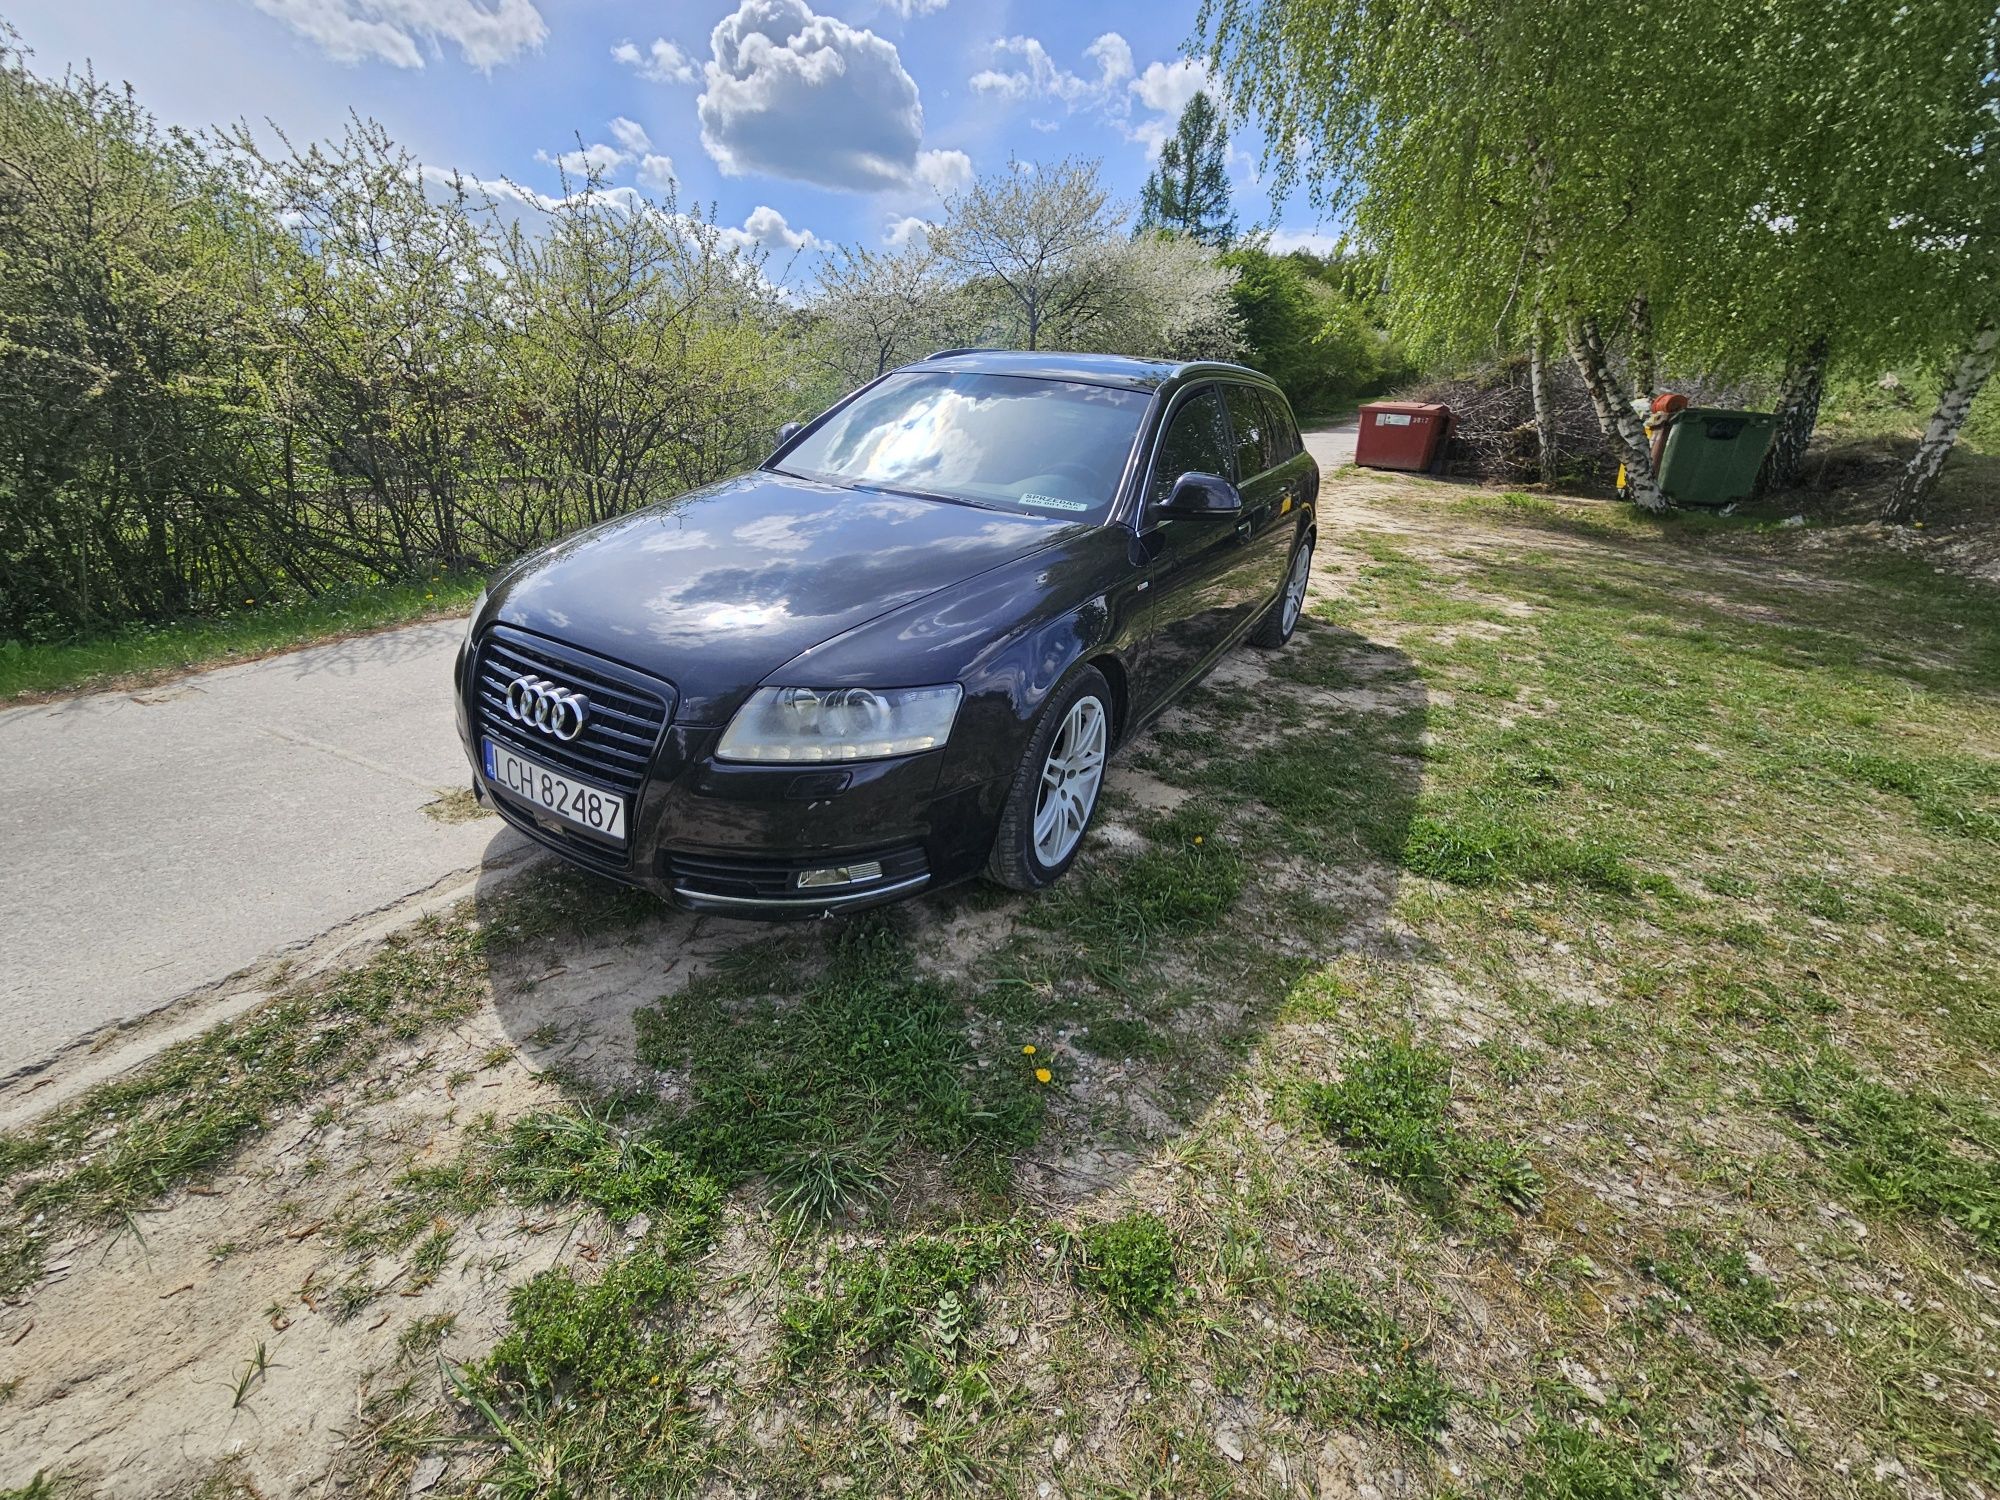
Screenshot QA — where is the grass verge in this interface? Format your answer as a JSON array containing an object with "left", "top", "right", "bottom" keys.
[{"left": 0, "top": 573, "right": 484, "bottom": 703}]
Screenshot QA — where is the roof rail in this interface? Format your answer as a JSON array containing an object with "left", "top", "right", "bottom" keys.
[{"left": 924, "top": 347, "right": 990, "bottom": 360}]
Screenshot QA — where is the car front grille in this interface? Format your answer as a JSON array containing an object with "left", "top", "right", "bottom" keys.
[
  {"left": 664, "top": 843, "right": 929, "bottom": 903},
  {"left": 471, "top": 625, "right": 673, "bottom": 797}
]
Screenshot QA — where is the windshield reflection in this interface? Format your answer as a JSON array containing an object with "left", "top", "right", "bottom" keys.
[{"left": 775, "top": 372, "right": 1147, "bottom": 522}]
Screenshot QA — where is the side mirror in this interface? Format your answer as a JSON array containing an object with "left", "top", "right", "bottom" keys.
[
  {"left": 1165, "top": 471, "right": 1243, "bottom": 515},
  {"left": 775, "top": 420, "right": 803, "bottom": 446}
]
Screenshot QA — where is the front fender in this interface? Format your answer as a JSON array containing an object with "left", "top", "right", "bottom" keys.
[{"left": 770, "top": 528, "right": 1139, "bottom": 791}]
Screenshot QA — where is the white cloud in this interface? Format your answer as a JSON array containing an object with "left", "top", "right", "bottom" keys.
[
  {"left": 420, "top": 164, "right": 645, "bottom": 217},
  {"left": 969, "top": 31, "right": 1135, "bottom": 108},
  {"left": 884, "top": 214, "right": 931, "bottom": 247},
  {"left": 251, "top": 0, "right": 546, "bottom": 70},
  {"left": 608, "top": 116, "right": 651, "bottom": 154},
  {"left": 612, "top": 36, "right": 698, "bottom": 84},
  {"left": 1124, "top": 59, "right": 1221, "bottom": 157},
  {"left": 882, "top": 0, "right": 949, "bottom": 13},
  {"left": 723, "top": 204, "right": 819, "bottom": 252},
  {"left": 1028, "top": 117, "right": 1060, "bottom": 133},
  {"left": 1266, "top": 227, "right": 1344, "bottom": 257},
  {"left": 1084, "top": 33, "right": 1134, "bottom": 87},
  {"left": 536, "top": 141, "right": 629, "bottom": 177},
  {"left": 699, "top": 0, "right": 928, "bottom": 193},
  {"left": 914, "top": 148, "right": 972, "bottom": 198},
  {"left": 638, "top": 153, "right": 678, "bottom": 190},
  {"left": 1130, "top": 57, "right": 1212, "bottom": 116}
]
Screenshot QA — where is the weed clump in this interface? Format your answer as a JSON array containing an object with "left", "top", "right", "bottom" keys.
[
  {"left": 496, "top": 1110, "right": 722, "bottom": 1237},
  {"left": 1270, "top": 1271, "right": 1453, "bottom": 1440},
  {"left": 462, "top": 1244, "right": 716, "bottom": 1494},
  {"left": 1302, "top": 1037, "right": 1542, "bottom": 1224},
  {"left": 1075, "top": 1211, "right": 1178, "bottom": 1321},
  {"left": 632, "top": 921, "right": 1042, "bottom": 1215},
  {"left": 779, "top": 1228, "right": 1012, "bottom": 1406},
  {"left": 1770, "top": 1051, "right": 2000, "bottom": 1250},
  {"left": 1637, "top": 1229, "right": 1793, "bottom": 1345}
]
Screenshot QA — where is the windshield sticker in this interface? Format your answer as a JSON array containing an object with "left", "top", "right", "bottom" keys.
[{"left": 1020, "top": 492, "right": 1089, "bottom": 511}]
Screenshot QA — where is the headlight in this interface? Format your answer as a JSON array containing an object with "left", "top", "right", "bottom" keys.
[
  {"left": 462, "top": 586, "right": 488, "bottom": 653},
  {"left": 716, "top": 684, "right": 963, "bottom": 763}
]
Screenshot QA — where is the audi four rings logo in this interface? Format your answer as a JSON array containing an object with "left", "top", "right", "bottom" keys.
[{"left": 506, "top": 675, "right": 590, "bottom": 741}]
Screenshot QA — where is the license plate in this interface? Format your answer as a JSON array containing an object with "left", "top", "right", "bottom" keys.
[{"left": 482, "top": 738, "right": 627, "bottom": 842}]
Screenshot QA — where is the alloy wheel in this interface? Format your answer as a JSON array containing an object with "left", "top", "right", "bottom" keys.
[
  {"left": 1033, "top": 695, "right": 1107, "bottom": 866},
  {"left": 1282, "top": 543, "right": 1313, "bottom": 634}
]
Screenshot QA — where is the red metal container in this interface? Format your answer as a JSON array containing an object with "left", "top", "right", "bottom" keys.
[{"left": 1355, "top": 401, "right": 1452, "bottom": 472}]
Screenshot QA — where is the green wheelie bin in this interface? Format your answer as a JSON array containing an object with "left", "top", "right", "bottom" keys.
[{"left": 1654, "top": 407, "right": 1776, "bottom": 507}]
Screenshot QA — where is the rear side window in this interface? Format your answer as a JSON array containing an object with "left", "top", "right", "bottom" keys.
[
  {"left": 1223, "top": 385, "right": 1271, "bottom": 478},
  {"left": 1261, "top": 391, "right": 1302, "bottom": 461},
  {"left": 1150, "top": 386, "right": 1234, "bottom": 503}
]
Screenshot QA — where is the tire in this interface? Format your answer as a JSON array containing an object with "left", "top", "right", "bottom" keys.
[
  {"left": 1250, "top": 534, "right": 1313, "bottom": 649},
  {"left": 985, "top": 666, "right": 1113, "bottom": 892}
]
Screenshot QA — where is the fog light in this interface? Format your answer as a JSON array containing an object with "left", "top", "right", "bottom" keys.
[{"left": 796, "top": 860, "right": 883, "bottom": 890}]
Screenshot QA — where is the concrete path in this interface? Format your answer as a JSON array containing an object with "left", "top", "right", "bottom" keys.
[
  {"left": 0, "top": 621, "right": 527, "bottom": 1080},
  {"left": 1305, "top": 416, "right": 1361, "bottom": 470}
]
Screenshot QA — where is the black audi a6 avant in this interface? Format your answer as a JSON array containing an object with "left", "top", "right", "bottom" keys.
[{"left": 455, "top": 350, "right": 1318, "bottom": 916}]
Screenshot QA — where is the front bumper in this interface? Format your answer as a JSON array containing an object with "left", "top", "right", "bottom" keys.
[
  {"left": 466, "top": 730, "right": 1007, "bottom": 919},
  {"left": 458, "top": 624, "right": 1009, "bottom": 918}
]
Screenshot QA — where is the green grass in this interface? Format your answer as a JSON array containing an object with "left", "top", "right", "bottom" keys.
[
  {"left": 779, "top": 1225, "right": 1014, "bottom": 1403},
  {"left": 1770, "top": 1051, "right": 2000, "bottom": 1250},
  {"left": 13, "top": 464, "right": 2000, "bottom": 1498},
  {"left": 0, "top": 572, "right": 484, "bottom": 702},
  {"left": 630, "top": 921, "right": 1046, "bottom": 1211},
  {"left": 1637, "top": 1229, "right": 1793, "bottom": 1345},
  {"left": 462, "top": 1242, "right": 719, "bottom": 1497}
]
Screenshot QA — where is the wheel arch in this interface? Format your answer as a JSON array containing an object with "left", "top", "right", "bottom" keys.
[{"left": 1084, "top": 651, "right": 1131, "bottom": 746}]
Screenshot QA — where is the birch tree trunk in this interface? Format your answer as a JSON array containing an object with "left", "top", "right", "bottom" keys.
[
  {"left": 1567, "top": 313, "right": 1668, "bottom": 512},
  {"left": 1529, "top": 309, "right": 1558, "bottom": 485},
  {"left": 1627, "top": 293, "right": 1657, "bottom": 401},
  {"left": 1883, "top": 320, "right": 1998, "bottom": 523},
  {"left": 1761, "top": 334, "right": 1828, "bottom": 493}
]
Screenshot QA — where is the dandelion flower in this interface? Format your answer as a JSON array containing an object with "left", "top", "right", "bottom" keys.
[
  {"left": 1193, "top": 835, "right": 1204, "bottom": 845},
  {"left": 1035, "top": 1067, "right": 1052, "bottom": 1085},
  {"left": 1022, "top": 1044, "right": 1036, "bottom": 1056}
]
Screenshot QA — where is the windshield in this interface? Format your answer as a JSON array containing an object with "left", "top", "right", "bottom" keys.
[{"left": 773, "top": 370, "right": 1148, "bottom": 522}]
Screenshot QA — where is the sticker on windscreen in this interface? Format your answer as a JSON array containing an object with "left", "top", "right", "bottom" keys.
[{"left": 1020, "top": 492, "right": 1089, "bottom": 511}]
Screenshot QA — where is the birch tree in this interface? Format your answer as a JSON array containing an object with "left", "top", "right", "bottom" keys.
[
  {"left": 1878, "top": 12, "right": 1998, "bottom": 520},
  {"left": 1201, "top": 0, "right": 1996, "bottom": 512}
]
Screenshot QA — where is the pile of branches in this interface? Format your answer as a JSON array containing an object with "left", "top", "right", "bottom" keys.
[{"left": 1396, "top": 357, "right": 1762, "bottom": 488}]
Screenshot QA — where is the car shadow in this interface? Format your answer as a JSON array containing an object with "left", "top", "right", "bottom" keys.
[{"left": 468, "top": 608, "right": 1424, "bottom": 1219}]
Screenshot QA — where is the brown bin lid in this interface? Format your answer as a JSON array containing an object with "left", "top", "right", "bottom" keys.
[{"left": 1361, "top": 401, "right": 1450, "bottom": 417}]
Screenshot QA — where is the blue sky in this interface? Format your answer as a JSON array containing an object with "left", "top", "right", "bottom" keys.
[{"left": 2, "top": 0, "right": 1339, "bottom": 277}]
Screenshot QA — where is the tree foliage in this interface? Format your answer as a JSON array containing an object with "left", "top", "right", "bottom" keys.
[
  {"left": 925, "top": 158, "right": 1241, "bottom": 359},
  {"left": 1137, "top": 91, "right": 1236, "bottom": 247},
  {"left": 0, "top": 40, "right": 798, "bottom": 636},
  {"left": 1201, "top": 0, "right": 1998, "bottom": 508},
  {"left": 0, "top": 40, "right": 1253, "bottom": 640},
  {"left": 1222, "top": 242, "right": 1409, "bottom": 415}
]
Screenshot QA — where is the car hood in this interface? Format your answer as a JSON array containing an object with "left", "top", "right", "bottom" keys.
[{"left": 487, "top": 470, "right": 1088, "bottom": 722}]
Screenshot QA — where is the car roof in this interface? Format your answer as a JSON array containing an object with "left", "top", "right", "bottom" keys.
[{"left": 899, "top": 349, "right": 1277, "bottom": 395}]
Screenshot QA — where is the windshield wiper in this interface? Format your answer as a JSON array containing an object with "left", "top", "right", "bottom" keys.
[{"left": 848, "top": 481, "right": 1002, "bottom": 513}]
